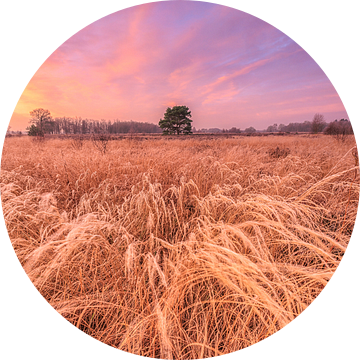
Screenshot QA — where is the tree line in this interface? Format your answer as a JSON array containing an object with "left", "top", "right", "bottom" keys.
[
  {"left": 266, "top": 113, "right": 353, "bottom": 136},
  {"left": 25, "top": 108, "right": 353, "bottom": 138},
  {"left": 27, "top": 109, "right": 162, "bottom": 136}
]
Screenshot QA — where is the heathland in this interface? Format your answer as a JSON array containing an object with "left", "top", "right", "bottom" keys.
[{"left": 1, "top": 134, "right": 358, "bottom": 359}]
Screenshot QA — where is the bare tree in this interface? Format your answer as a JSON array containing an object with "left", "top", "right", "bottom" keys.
[
  {"left": 311, "top": 113, "right": 326, "bottom": 134},
  {"left": 29, "top": 108, "right": 52, "bottom": 135},
  {"left": 324, "top": 119, "right": 353, "bottom": 142}
]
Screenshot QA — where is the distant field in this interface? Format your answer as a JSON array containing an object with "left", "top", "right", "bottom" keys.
[
  {"left": 1, "top": 135, "right": 358, "bottom": 359},
  {"left": 6, "top": 131, "right": 312, "bottom": 141}
]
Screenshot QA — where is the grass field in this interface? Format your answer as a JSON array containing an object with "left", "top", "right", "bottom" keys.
[{"left": 1, "top": 134, "right": 358, "bottom": 359}]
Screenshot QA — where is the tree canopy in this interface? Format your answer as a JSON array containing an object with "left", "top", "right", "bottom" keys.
[
  {"left": 159, "top": 106, "right": 192, "bottom": 135},
  {"left": 244, "top": 126, "right": 256, "bottom": 133}
]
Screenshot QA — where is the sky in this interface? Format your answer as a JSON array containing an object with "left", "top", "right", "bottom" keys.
[{"left": 9, "top": 1, "right": 348, "bottom": 131}]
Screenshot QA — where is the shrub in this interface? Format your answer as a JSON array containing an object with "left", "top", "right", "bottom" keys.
[
  {"left": 91, "top": 133, "right": 110, "bottom": 154},
  {"left": 267, "top": 146, "right": 290, "bottom": 159},
  {"left": 70, "top": 135, "right": 84, "bottom": 151},
  {"left": 27, "top": 124, "right": 44, "bottom": 137}
]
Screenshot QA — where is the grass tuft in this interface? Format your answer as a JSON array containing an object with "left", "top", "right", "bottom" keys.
[{"left": 1, "top": 134, "right": 359, "bottom": 359}]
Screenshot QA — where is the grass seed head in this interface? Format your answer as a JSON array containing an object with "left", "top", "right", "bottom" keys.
[{"left": 1, "top": 134, "right": 358, "bottom": 358}]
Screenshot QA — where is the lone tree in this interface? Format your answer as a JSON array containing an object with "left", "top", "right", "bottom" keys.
[
  {"left": 29, "top": 108, "right": 52, "bottom": 135},
  {"left": 311, "top": 113, "right": 326, "bottom": 134},
  {"left": 159, "top": 105, "right": 192, "bottom": 135}
]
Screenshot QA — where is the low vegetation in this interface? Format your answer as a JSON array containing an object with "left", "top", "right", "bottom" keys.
[{"left": 1, "top": 134, "right": 358, "bottom": 359}]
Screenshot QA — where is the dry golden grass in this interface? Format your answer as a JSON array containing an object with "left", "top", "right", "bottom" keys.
[{"left": 1, "top": 134, "right": 359, "bottom": 359}]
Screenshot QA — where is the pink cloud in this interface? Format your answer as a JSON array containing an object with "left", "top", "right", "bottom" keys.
[{"left": 9, "top": 1, "right": 348, "bottom": 131}]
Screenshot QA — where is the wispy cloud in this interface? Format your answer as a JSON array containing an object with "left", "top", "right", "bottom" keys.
[{"left": 10, "top": 1, "right": 347, "bottom": 131}]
